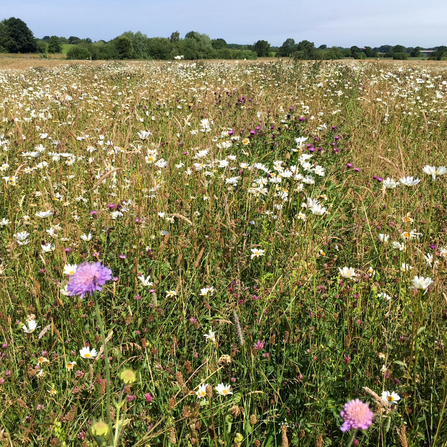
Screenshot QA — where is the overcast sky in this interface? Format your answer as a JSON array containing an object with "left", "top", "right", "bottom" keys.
[{"left": 3, "top": 0, "right": 446, "bottom": 48}]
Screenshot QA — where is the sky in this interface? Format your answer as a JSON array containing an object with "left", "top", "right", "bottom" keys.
[{"left": 3, "top": 0, "right": 447, "bottom": 48}]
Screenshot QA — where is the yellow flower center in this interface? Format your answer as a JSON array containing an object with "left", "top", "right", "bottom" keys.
[
  {"left": 84, "top": 353, "right": 91, "bottom": 358},
  {"left": 402, "top": 232, "right": 410, "bottom": 238},
  {"left": 387, "top": 396, "right": 394, "bottom": 402}
]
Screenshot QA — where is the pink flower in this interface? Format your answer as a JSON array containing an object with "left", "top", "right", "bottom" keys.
[
  {"left": 144, "top": 393, "right": 153, "bottom": 402},
  {"left": 253, "top": 340, "right": 265, "bottom": 350},
  {"left": 340, "top": 399, "right": 373, "bottom": 432},
  {"left": 67, "top": 262, "right": 112, "bottom": 298}
]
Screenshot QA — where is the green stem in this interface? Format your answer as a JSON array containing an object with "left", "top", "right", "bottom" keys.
[
  {"left": 346, "top": 429, "right": 357, "bottom": 447},
  {"left": 94, "top": 295, "right": 111, "bottom": 424},
  {"left": 424, "top": 180, "right": 435, "bottom": 244}
]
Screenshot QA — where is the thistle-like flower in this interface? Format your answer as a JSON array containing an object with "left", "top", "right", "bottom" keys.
[
  {"left": 67, "top": 262, "right": 112, "bottom": 299},
  {"left": 340, "top": 399, "right": 374, "bottom": 432}
]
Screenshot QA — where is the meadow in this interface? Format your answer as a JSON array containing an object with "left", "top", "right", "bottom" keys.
[{"left": 0, "top": 59, "right": 446, "bottom": 446}]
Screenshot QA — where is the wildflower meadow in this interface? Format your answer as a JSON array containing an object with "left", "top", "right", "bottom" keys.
[{"left": 0, "top": 59, "right": 446, "bottom": 446}]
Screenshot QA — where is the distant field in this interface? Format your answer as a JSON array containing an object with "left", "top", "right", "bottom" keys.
[{"left": 62, "top": 43, "right": 75, "bottom": 54}]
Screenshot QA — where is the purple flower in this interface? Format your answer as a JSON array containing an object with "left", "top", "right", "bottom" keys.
[
  {"left": 144, "top": 393, "right": 153, "bottom": 402},
  {"left": 340, "top": 399, "right": 373, "bottom": 432},
  {"left": 67, "top": 262, "right": 112, "bottom": 298},
  {"left": 127, "top": 395, "right": 135, "bottom": 402},
  {"left": 346, "top": 163, "right": 353, "bottom": 169},
  {"left": 253, "top": 340, "right": 265, "bottom": 350}
]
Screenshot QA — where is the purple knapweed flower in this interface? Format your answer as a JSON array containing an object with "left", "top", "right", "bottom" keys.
[
  {"left": 144, "top": 393, "right": 153, "bottom": 402},
  {"left": 67, "top": 262, "right": 112, "bottom": 298},
  {"left": 340, "top": 399, "right": 374, "bottom": 432}
]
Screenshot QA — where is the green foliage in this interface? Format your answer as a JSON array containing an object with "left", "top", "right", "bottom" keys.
[
  {"left": 47, "top": 36, "right": 62, "bottom": 54},
  {"left": 0, "top": 17, "right": 37, "bottom": 53},
  {"left": 277, "top": 38, "right": 296, "bottom": 57},
  {"left": 36, "top": 40, "right": 48, "bottom": 54},
  {"left": 66, "top": 45, "right": 92, "bottom": 60},
  {"left": 211, "top": 38, "right": 227, "bottom": 50},
  {"left": 428, "top": 46, "right": 447, "bottom": 60},
  {"left": 253, "top": 40, "right": 270, "bottom": 57},
  {"left": 114, "top": 36, "right": 133, "bottom": 59},
  {"left": 147, "top": 37, "right": 172, "bottom": 60}
]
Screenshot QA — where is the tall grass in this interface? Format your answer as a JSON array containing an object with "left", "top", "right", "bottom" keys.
[{"left": 0, "top": 59, "right": 446, "bottom": 446}]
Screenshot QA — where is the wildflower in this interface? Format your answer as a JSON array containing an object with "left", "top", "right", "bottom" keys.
[
  {"left": 200, "top": 286, "right": 215, "bottom": 296},
  {"left": 204, "top": 329, "right": 216, "bottom": 343},
  {"left": 80, "top": 233, "right": 92, "bottom": 241},
  {"left": 67, "top": 262, "right": 112, "bottom": 298},
  {"left": 383, "top": 178, "right": 399, "bottom": 189},
  {"left": 66, "top": 361, "right": 76, "bottom": 371},
  {"left": 381, "top": 391, "right": 400, "bottom": 404},
  {"left": 377, "top": 292, "right": 391, "bottom": 301},
  {"left": 392, "top": 241, "right": 405, "bottom": 251},
  {"left": 0, "top": 218, "right": 10, "bottom": 226},
  {"left": 144, "top": 393, "right": 153, "bottom": 402},
  {"left": 48, "top": 387, "right": 57, "bottom": 396},
  {"left": 139, "top": 275, "right": 153, "bottom": 287},
  {"left": 251, "top": 248, "right": 265, "bottom": 259},
  {"left": 401, "top": 263, "right": 413, "bottom": 272},
  {"left": 253, "top": 340, "right": 265, "bottom": 350},
  {"left": 340, "top": 399, "right": 374, "bottom": 432},
  {"left": 79, "top": 347, "right": 97, "bottom": 359},
  {"left": 399, "top": 176, "right": 420, "bottom": 186},
  {"left": 410, "top": 276, "right": 433, "bottom": 292},
  {"left": 378, "top": 234, "right": 389, "bottom": 243},
  {"left": 166, "top": 290, "right": 177, "bottom": 297},
  {"left": 242, "top": 138, "right": 250, "bottom": 145},
  {"left": 41, "top": 243, "right": 55, "bottom": 253},
  {"left": 38, "top": 356, "right": 49, "bottom": 365},
  {"left": 402, "top": 215, "right": 413, "bottom": 224},
  {"left": 218, "top": 354, "right": 232, "bottom": 364},
  {"left": 14, "top": 231, "right": 30, "bottom": 245},
  {"left": 196, "top": 384, "right": 208, "bottom": 398},
  {"left": 339, "top": 267, "right": 356, "bottom": 280},
  {"left": 137, "top": 130, "right": 152, "bottom": 139},
  {"left": 22, "top": 319, "right": 39, "bottom": 334},
  {"left": 91, "top": 421, "right": 110, "bottom": 437},
  {"left": 401, "top": 230, "right": 420, "bottom": 240},
  {"left": 63, "top": 264, "right": 77, "bottom": 276},
  {"left": 119, "top": 369, "right": 137, "bottom": 384},
  {"left": 424, "top": 253, "right": 438, "bottom": 268},
  {"left": 35, "top": 210, "right": 53, "bottom": 218},
  {"left": 423, "top": 165, "right": 447, "bottom": 181},
  {"left": 215, "top": 383, "right": 233, "bottom": 396}
]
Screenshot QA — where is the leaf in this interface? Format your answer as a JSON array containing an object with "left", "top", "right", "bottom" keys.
[{"left": 417, "top": 326, "right": 425, "bottom": 336}]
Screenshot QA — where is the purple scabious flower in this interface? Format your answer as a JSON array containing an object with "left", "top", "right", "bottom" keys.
[
  {"left": 67, "top": 262, "right": 112, "bottom": 298},
  {"left": 340, "top": 399, "right": 373, "bottom": 432}
]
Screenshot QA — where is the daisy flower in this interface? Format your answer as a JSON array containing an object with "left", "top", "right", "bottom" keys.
[
  {"left": 22, "top": 319, "right": 39, "bottom": 334},
  {"left": 79, "top": 347, "right": 97, "bottom": 359},
  {"left": 204, "top": 329, "right": 216, "bottom": 343},
  {"left": 250, "top": 248, "right": 265, "bottom": 259},
  {"left": 215, "top": 383, "right": 233, "bottom": 396},
  {"left": 196, "top": 384, "right": 208, "bottom": 398},
  {"left": 339, "top": 267, "right": 356, "bottom": 280},
  {"left": 381, "top": 391, "right": 400, "bottom": 404}
]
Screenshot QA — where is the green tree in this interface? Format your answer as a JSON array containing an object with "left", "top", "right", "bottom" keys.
[
  {"left": 67, "top": 45, "right": 92, "bottom": 59},
  {"left": 428, "top": 46, "right": 447, "bottom": 60},
  {"left": 170, "top": 31, "right": 180, "bottom": 43},
  {"left": 391, "top": 44, "right": 406, "bottom": 54},
  {"left": 295, "top": 40, "right": 318, "bottom": 59},
  {"left": 146, "top": 37, "right": 172, "bottom": 60},
  {"left": 69, "top": 36, "right": 81, "bottom": 44},
  {"left": 36, "top": 40, "right": 48, "bottom": 53},
  {"left": 253, "top": 40, "right": 270, "bottom": 57},
  {"left": 48, "top": 36, "right": 62, "bottom": 53},
  {"left": 0, "top": 17, "right": 37, "bottom": 53},
  {"left": 409, "top": 46, "right": 421, "bottom": 57},
  {"left": 277, "top": 38, "right": 296, "bottom": 57},
  {"left": 114, "top": 36, "right": 133, "bottom": 59},
  {"left": 211, "top": 38, "right": 227, "bottom": 50},
  {"left": 121, "top": 31, "right": 149, "bottom": 59}
]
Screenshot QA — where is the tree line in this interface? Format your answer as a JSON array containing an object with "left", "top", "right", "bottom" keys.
[{"left": 1, "top": 17, "right": 447, "bottom": 61}]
